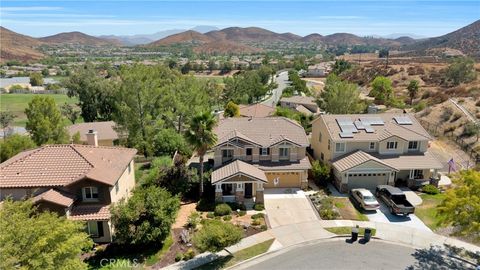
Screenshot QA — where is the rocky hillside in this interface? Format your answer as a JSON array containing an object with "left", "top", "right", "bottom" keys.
[
  {"left": 39, "top": 31, "right": 121, "bottom": 46},
  {"left": 0, "top": 27, "right": 44, "bottom": 63}
]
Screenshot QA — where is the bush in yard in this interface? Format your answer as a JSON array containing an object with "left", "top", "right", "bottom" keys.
[
  {"left": 175, "top": 252, "right": 183, "bottom": 262},
  {"left": 226, "top": 202, "right": 246, "bottom": 211},
  {"left": 260, "top": 225, "right": 268, "bottom": 231},
  {"left": 110, "top": 185, "right": 180, "bottom": 245},
  {"left": 251, "top": 213, "right": 265, "bottom": 219},
  {"left": 193, "top": 220, "right": 243, "bottom": 252},
  {"left": 422, "top": 184, "right": 440, "bottom": 195},
  {"left": 206, "top": 212, "right": 215, "bottom": 219},
  {"left": 238, "top": 210, "right": 246, "bottom": 216},
  {"left": 223, "top": 215, "right": 232, "bottom": 221},
  {"left": 187, "top": 211, "right": 201, "bottom": 229},
  {"left": 183, "top": 249, "right": 195, "bottom": 261},
  {"left": 311, "top": 160, "right": 331, "bottom": 187},
  {"left": 251, "top": 219, "right": 261, "bottom": 226},
  {"left": 319, "top": 197, "right": 339, "bottom": 220},
  {"left": 253, "top": 203, "right": 265, "bottom": 211},
  {"left": 214, "top": 203, "right": 232, "bottom": 216}
]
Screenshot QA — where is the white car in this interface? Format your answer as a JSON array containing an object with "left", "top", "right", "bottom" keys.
[{"left": 350, "top": 188, "right": 380, "bottom": 211}]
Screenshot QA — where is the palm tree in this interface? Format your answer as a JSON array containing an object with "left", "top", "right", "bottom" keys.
[
  {"left": 407, "top": 80, "right": 419, "bottom": 105},
  {"left": 185, "top": 111, "right": 217, "bottom": 196}
]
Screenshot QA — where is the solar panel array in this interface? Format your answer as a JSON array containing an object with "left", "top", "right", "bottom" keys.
[
  {"left": 337, "top": 116, "right": 387, "bottom": 138},
  {"left": 359, "top": 116, "right": 385, "bottom": 126},
  {"left": 394, "top": 116, "right": 413, "bottom": 125}
]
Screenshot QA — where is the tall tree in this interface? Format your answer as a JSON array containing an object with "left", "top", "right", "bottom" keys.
[
  {"left": 185, "top": 111, "right": 217, "bottom": 195},
  {"left": 317, "top": 74, "right": 364, "bottom": 114},
  {"left": 370, "top": 76, "right": 393, "bottom": 103},
  {"left": 61, "top": 103, "right": 81, "bottom": 124},
  {"left": 224, "top": 101, "right": 240, "bottom": 118},
  {"left": 25, "top": 96, "right": 69, "bottom": 145},
  {"left": 331, "top": 59, "right": 352, "bottom": 75},
  {"left": 0, "top": 111, "right": 16, "bottom": 139},
  {"left": 407, "top": 80, "right": 420, "bottom": 105},
  {"left": 0, "top": 134, "right": 36, "bottom": 162},
  {"left": 29, "top": 72, "right": 43, "bottom": 86},
  {"left": 0, "top": 199, "right": 92, "bottom": 269}
]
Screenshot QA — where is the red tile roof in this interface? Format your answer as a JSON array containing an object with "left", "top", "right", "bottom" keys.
[
  {"left": 69, "top": 204, "right": 111, "bottom": 221},
  {"left": 67, "top": 121, "right": 119, "bottom": 141},
  {"left": 32, "top": 188, "right": 76, "bottom": 207}
]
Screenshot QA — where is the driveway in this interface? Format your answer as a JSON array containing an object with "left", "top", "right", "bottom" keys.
[
  {"left": 264, "top": 188, "right": 319, "bottom": 228},
  {"left": 364, "top": 202, "right": 432, "bottom": 232}
]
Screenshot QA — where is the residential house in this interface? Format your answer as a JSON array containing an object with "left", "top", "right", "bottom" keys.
[
  {"left": 311, "top": 113, "right": 443, "bottom": 192},
  {"left": 280, "top": 96, "right": 320, "bottom": 115},
  {"left": 0, "top": 132, "right": 137, "bottom": 243},
  {"left": 211, "top": 117, "right": 311, "bottom": 204},
  {"left": 305, "top": 62, "right": 333, "bottom": 77},
  {"left": 67, "top": 121, "right": 120, "bottom": 146},
  {"left": 238, "top": 103, "right": 276, "bottom": 118}
]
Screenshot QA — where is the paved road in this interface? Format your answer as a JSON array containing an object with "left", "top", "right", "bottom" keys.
[
  {"left": 231, "top": 239, "right": 473, "bottom": 270},
  {"left": 261, "top": 71, "right": 289, "bottom": 107}
]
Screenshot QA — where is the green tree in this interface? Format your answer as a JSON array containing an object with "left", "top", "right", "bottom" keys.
[
  {"left": 25, "top": 96, "right": 69, "bottom": 145},
  {"left": 0, "top": 111, "right": 16, "bottom": 138},
  {"left": 0, "top": 199, "right": 92, "bottom": 270},
  {"left": 223, "top": 71, "right": 268, "bottom": 104},
  {"left": 224, "top": 101, "right": 240, "bottom": 118},
  {"left": 445, "top": 57, "right": 477, "bottom": 86},
  {"left": 331, "top": 59, "right": 352, "bottom": 75},
  {"left": 41, "top": 68, "right": 49, "bottom": 77},
  {"left": 185, "top": 111, "right": 217, "bottom": 195},
  {"left": 0, "top": 134, "right": 36, "bottom": 162},
  {"left": 369, "top": 76, "right": 393, "bottom": 103},
  {"left": 29, "top": 72, "right": 44, "bottom": 86},
  {"left": 72, "top": 131, "right": 81, "bottom": 144},
  {"left": 438, "top": 170, "right": 480, "bottom": 241},
  {"left": 61, "top": 103, "right": 81, "bottom": 124},
  {"left": 318, "top": 74, "right": 365, "bottom": 114},
  {"left": 311, "top": 160, "right": 331, "bottom": 187},
  {"left": 193, "top": 219, "right": 243, "bottom": 252},
  {"left": 110, "top": 186, "right": 180, "bottom": 245},
  {"left": 153, "top": 128, "right": 192, "bottom": 157},
  {"left": 407, "top": 80, "right": 420, "bottom": 105}
]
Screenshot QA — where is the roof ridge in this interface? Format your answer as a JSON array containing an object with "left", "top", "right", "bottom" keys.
[
  {"left": 68, "top": 145, "right": 95, "bottom": 169},
  {"left": 394, "top": 120, "right": 432, "bottom": 140},
  {"left": 0, "top": 146, "right": 43, "bottom": 169}
]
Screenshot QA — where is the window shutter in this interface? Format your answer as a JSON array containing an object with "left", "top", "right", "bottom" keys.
[
  {"left": 97, "top": 221, "right": 104, "bottom": 237},
  {"left": 267, "top": 148, "right": 270, "bottom": 155}
]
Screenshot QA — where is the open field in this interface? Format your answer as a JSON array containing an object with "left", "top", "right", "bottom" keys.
[{"left": 0, "top": 93, "right": 78, "bottom": 126}]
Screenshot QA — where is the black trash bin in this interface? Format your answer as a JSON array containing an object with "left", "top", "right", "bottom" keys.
[
  {"left": 364, "top": 228, "right": 372, "bottom": 242},
  {"left": 351, "top": 226, "right": 359, "bottom": 242}
]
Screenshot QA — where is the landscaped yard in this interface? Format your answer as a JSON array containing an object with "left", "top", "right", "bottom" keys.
[
  {"left": 333, "top": 197, "right": 369, "bottom": 221},
  {"left": 308, "top": 192, "right": 369, "bottom": 221},
  {"left": 415, "top": 193, "right": 447, "bottom": 231}
]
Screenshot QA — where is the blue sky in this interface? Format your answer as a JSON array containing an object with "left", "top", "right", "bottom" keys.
[{"left": 1, "top": 1, "right": 478, "bottom": 37}]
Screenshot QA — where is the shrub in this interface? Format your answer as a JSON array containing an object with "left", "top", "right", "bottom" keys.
[
  {"left": 422, "top": 184, "right": 440, "bottom": 195},
  {"left": 206, "top": 212, "right": 215, "bottom": 219},
  {"left": 223, "top": 215, "right": 232, "bottom": 221},
  {"left": 251, "top": 213, "right": 265, "bottom": 219},
  {"left": 187, "top": 211, "right": 201, "bottom": 229},
  {"left": 214, "top": 203, "right": 232, "bottom": 216},
  {"left": 175, "top": 253, "right": 183, "bottom": 262},
  {"left": 413, "top": 101, "right": 427, "bottom": 112},
  {"left": 193, "top": 220, "right": 243, "bottom": 252},
  {"left": 311, "top": 160, "right": 331, "bottom": 187},
  {"left": 253, "top": 203, "right": 265, "bottom": 211},
  {"left": 463, "top": 123, "right": 479, "bottom": 137},
  {"left": 251, "top": 219, "right": 261, "bottom": 226},
  {"left": 183, "top": 249, "right": 195, "bottom": 261},
  {"left": 318, "top": 197, "right": 339, "bottom": 220},
  {"left": 441, "top": 107, "right": 453, "bottom": 122},
  {"left": 260, "top": 225, "right": 268, "bottom": 231},
  {"left": 196, "top": 198, "right": 216, "bottom": 212},
  {"left": 238, "top": 210, "right": 246, "bottom": 216},
  {"left": 226, "top": 202, "right": 246, "bottom": 211}
]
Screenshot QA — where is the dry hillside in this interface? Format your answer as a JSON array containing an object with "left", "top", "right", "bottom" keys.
[{"left": 0, "top": 27, "right": 44, "bottom": 63}]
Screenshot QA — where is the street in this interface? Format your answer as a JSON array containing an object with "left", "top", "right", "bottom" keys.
[{"left": 261, "top": 71, "right": 289, "bottom": 107}]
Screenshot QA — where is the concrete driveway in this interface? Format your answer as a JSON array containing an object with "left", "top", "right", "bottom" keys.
[
  {"left": 264, "top": 188, "right": 319, "bottom": 228},
  {"left": 364, "top": 202, "right": 432, "bottom": 232}
]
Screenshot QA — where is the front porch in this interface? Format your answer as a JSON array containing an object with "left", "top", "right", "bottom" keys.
[{"left": 395, "top": 168, "right": 440, "bottom": 188}]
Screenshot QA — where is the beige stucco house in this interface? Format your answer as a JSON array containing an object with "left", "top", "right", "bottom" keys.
[
  {"left": 67, "top": 121, "right": 120, "bottom": 146},
  {"left": 211, "top": 117, "right": 311, "bottom": 204},
  {"left": 311, "top": 113, "right": 443, "bottom": 192},
  {"left": 0, "top": 132, "right": 136, "bottom": 243},
  {"left": 279, "top": 96, "right": 320, "bottom": 115}
]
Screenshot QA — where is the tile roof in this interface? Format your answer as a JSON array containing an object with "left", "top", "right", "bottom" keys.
[
  {"left": 32, "top": 188, "right": 76, "bottom": 207},
  {"left": 239, "top": 104, "right": 275, "bottom": 118},
  {"left": 256, "top": 156, "right": 312, "bottom": 171},
  {"left": 332, "top": 151, "right": 398, "bottom": 172},
  {"left": 0, "top": 144, "right": 137, "bottom": 188},
  {"left": 212, "top": 160, "right": 268, "bottom": 184},
  {"left": 67, "top": 121, "right": 119, "bottom": 141},
  {"left": 215, "top": 117, "right": 309, "bottom": 147},
  {"left": 280, "top": 96, "right": 317, "bottom": 106},
  {"left": 315, "top": 113, "right": 432, "bottom": 142},
  {"left": 69, "top": 204, "right": 111, "bottom": 221},
  {"left": 295, "top": 104, "right": 316, "bottom": 114}
]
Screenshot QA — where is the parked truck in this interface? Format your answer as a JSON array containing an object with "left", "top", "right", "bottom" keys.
[{"left": 375, "top": 185, "right": 415, "bottom": 216}]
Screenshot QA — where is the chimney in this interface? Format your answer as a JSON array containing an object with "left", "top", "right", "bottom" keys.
[{"left": 86, "top": 129, "right": 98, "bottom": 147}]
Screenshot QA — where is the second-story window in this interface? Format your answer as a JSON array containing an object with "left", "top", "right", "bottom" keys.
[
  {"left": 386, "top": 141, "right": 398, "bottom": 149},
  {"left": 369, "top": 142, "right": 376, "bottom": 150},
  {"left": 83, "top": 187, "right": 99, "bottom": 201},
  {"left": 222, "top": 149, "right": 234, "bottom": 159},
  {"left": 279, "top": 147, "right": 290, "bottom": 159},
  {"left": 115, "top": 182, "right": 119, "bottom": 194},
  {"left": 408, "top": 141, "right": 419, "bottom": 150},
  {"left": 246, "top": 148, "right": 252, "bottom": 156},
  {"left": 335, "top": 142, "right": 346, "bottom": 153},
  {"left": 328, "top": 139, "right": 331, "bottom": 150},
  {"left": 261, "top": 148, "right": 269, "bottom": 156},
  {"left": 318, "top": 132, "right": 322, "bottom": 142}
]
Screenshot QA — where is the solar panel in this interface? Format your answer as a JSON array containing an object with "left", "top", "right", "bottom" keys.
[
  {"left": 354, "top": 120, "right": 366, "bottom": 130},
  {"left": 359, "top": 117, "right": 384, "bottom": 125},
  {"left": 339, "top": 132, "right": 354, "bottom": 138},
  {"left": 336, "top": 118, "right": 358, "bottom": 133},
  {"left": 365, "top": 126, "right": 375, "bottom": 133},
  {"left": 394, "top": 116, "right": 413, "bottom": 125},
  {"left": 337, "top": 118, "right": 353, "bottom": 125}
]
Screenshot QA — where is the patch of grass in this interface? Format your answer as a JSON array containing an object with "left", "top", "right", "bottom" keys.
[
  {"left": 333, "top": 197, "right": 369, "bottom": 221},
  {"left": 195, "top": 239, "right": 274, "bottom": 270},
  {"left": 334, "top": 201, "right": 345, "bottom": 208},
  {"left": 415, "top": 193, "right": 447, "bottom": 231},
  {"left": 144, "top": 234, "right": 174, "bottom": 266},
  {"left": 325, "top": 227, "right": 376, "bottom": 236}
]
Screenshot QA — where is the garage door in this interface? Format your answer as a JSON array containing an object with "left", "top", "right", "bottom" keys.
[{"left": 347, "top": 172, "right": 389, "bottom": 191}]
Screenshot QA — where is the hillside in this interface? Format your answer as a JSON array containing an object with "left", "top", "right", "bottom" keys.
[
  {"left": 205, "top": 27, "right": 302, "bottom": 43},
  {"left": 301, "top": 33, "right": 324, "bottom": 43},
  {"left": 39, "top": 31, "right": 121, "bottom": 46},
  {"left": 148, "top": 30, "right": 214, "bottom": 46},
  {"left": 0, "top": 27, "right": 44, "bottom": 63},
  {"left": 404, "top": 20, "right": 480, "bottom": 57}
]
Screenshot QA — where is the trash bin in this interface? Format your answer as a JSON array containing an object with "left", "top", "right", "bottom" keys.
[
  {"left": 351, "top": 226, "right": 359, "bottom": 242},
  {"left": 364, "top": 228, "right": 372, "bottom": 242}
]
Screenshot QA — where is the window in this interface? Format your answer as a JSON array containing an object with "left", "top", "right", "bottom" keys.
[
  {"left": 279, "top": 147, "right": 290, "bottom": 159},
  {"left": 128, "top": 162, "right": 132, "bottom": 174},
  {"left": 318, "top": 132, "right": 322, "bottom": 142},
  {"left": 320, "top": 152, "right": 324, "bottom": 161},
  {"left": 335, "top": 142, "right": 345, "bottom": 153},
  {"left": 246, "top": 148, "right": 252, "bottom": 156},
  {"left": 115, "top": 182, "right": 119, "bottom": 193},
  {"left": 413, "top": 169, "right": 423, "bottom": 179},
  {"left": 222, "top": 149, "right": 233, "bottom": 158},
  {"left": 261, "top": 148, "right": 269, "bottom": 156},
  {"left": 386, "top": 141, "right": 398, "bottom": 149},
  {"left": 328, "top": 139, "right": 331, "bottom": 150},
  {"left": 87, "top": 221, "right": 104, "bottom": 238},
  {"left": 83, "top": 187, "right": 99, "bottom": 201},
  {"left": 369, "top": 142, "right": 376, "bottom": 150},
  {"left": 408, "top": 141, "right": 419, "bottom": 150}
]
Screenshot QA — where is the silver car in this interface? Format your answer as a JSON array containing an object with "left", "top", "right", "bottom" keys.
[{"left": 350, "top": 188, "right": 380, "bottom": 210}]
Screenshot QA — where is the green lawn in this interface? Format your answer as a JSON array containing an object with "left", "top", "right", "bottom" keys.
[
  {"left": 415, "top": 193, "right": 447, "bottom": 231},
  {"left": 196, "top": 239, "right": 274, "bottom": 270},
  {"left": 325, "top": 227, "right": 377, "bottom": 236},
  {"left": 0, "top": 93, "right": 78, "bottom": 127}
]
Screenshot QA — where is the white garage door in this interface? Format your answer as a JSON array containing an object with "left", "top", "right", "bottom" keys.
[{"left": 347, "top": 172, "right": 389, "bottom": 191}]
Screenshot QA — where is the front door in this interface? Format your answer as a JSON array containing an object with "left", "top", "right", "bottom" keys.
[{"left": 244, "top": 183, "right": 253, "bottom": 198}]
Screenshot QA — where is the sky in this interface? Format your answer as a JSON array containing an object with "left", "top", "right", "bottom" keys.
[{"left": 1, "top": 1, "right": 479, "bottom": 38}]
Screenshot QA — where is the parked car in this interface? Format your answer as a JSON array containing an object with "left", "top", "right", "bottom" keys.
[
  {"left": 350, "top": 188, "right": 380, "bottom": 210},
  {"left": 375, "top": 185, "right": 415, "bottom": 216}
]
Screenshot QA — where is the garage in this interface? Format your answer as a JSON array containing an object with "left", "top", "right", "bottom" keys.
[
  {"left": 346, "top": 172, "right": 389, "bottom": 191},
  {"left": 264, "top": 171, "right": 302, "bottom": 188}
]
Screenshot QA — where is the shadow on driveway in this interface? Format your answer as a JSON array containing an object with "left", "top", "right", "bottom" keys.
[{"left": 406, "top": 245, "right": 479, "bottom": 270}]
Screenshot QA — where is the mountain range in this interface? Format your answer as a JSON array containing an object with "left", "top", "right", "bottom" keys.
[{"left": 1, "top": 20, "right": 478, "bottom": 63}]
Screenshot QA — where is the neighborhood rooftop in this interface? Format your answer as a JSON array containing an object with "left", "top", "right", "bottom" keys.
[
  {"left": 67, "top": 121, "right": 119, "bottom": 141},
  {"left": 215, "top": 117, "right": 310, "bottom": 147},
  {"left": 0, "top": 144, "right": 137, "bottom": 188},
  {"left": 316, "top": 113, "right": 432, "bottom": 141},
  {"left": 238, "top": 103, "right": 275, "bottom": 118},
  {"left": 280, "top": 96, "right": 317, "bottom": 106}
]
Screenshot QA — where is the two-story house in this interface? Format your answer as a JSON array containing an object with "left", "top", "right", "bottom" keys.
[
  {"left": 211, "top": 117, "right": 311, "bottom": 204},
  {"left": 0, "top": 131, "right": 136, "bottom": 243},
  {"left": 311, "top": 113, "right": 443, "bottom": 192}
]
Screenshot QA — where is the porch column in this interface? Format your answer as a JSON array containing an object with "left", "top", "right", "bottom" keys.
[
  {"left": 387, "top": 171, "right": 395, "bottom": 185},
  {"left": 408, "top": 170, "right": 414, "bottom": 180},
  {"left": 255, "top": 182, "right": 264, "bottom": 204},
  {"left": 235, "top": 183, "right": 244, "bottom": 203},
  {"left": 215, "top": 184, "right": 223, "bottom": 202}
]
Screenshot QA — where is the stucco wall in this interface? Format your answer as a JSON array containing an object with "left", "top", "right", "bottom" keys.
[
  {"left": 311, "top": 117, "right": 332, "bottom": 162},
  {"left": 109, "top": 160, "right": 136, "bottom": 203}
]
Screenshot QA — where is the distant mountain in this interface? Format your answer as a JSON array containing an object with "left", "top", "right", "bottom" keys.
[
  {"left": 403, "top": 20, "right": 480, "bottom": 57},
  {"left": 39, "top": 31, "right": 121, "bottom": 46},
  {"left": 191, "top": 25, "right": 219, "bottom": 33},
  {"left": 0, "top": 27, "right": 43, "bottom": 63},
  {"left": 149, "top": 30, "right": 214, "bottom": 46},
  {"left": 205, "top": 27, "right": 302, "bottom": 42},
  {"left": 301, "top": 33, "right": 324, "bottom": 42},
  {"left": 394, "top": 36, "right": 417, "bottom": 45},
  {"left": 383, "top": 33, "right": 427, "bottom": 39}
]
